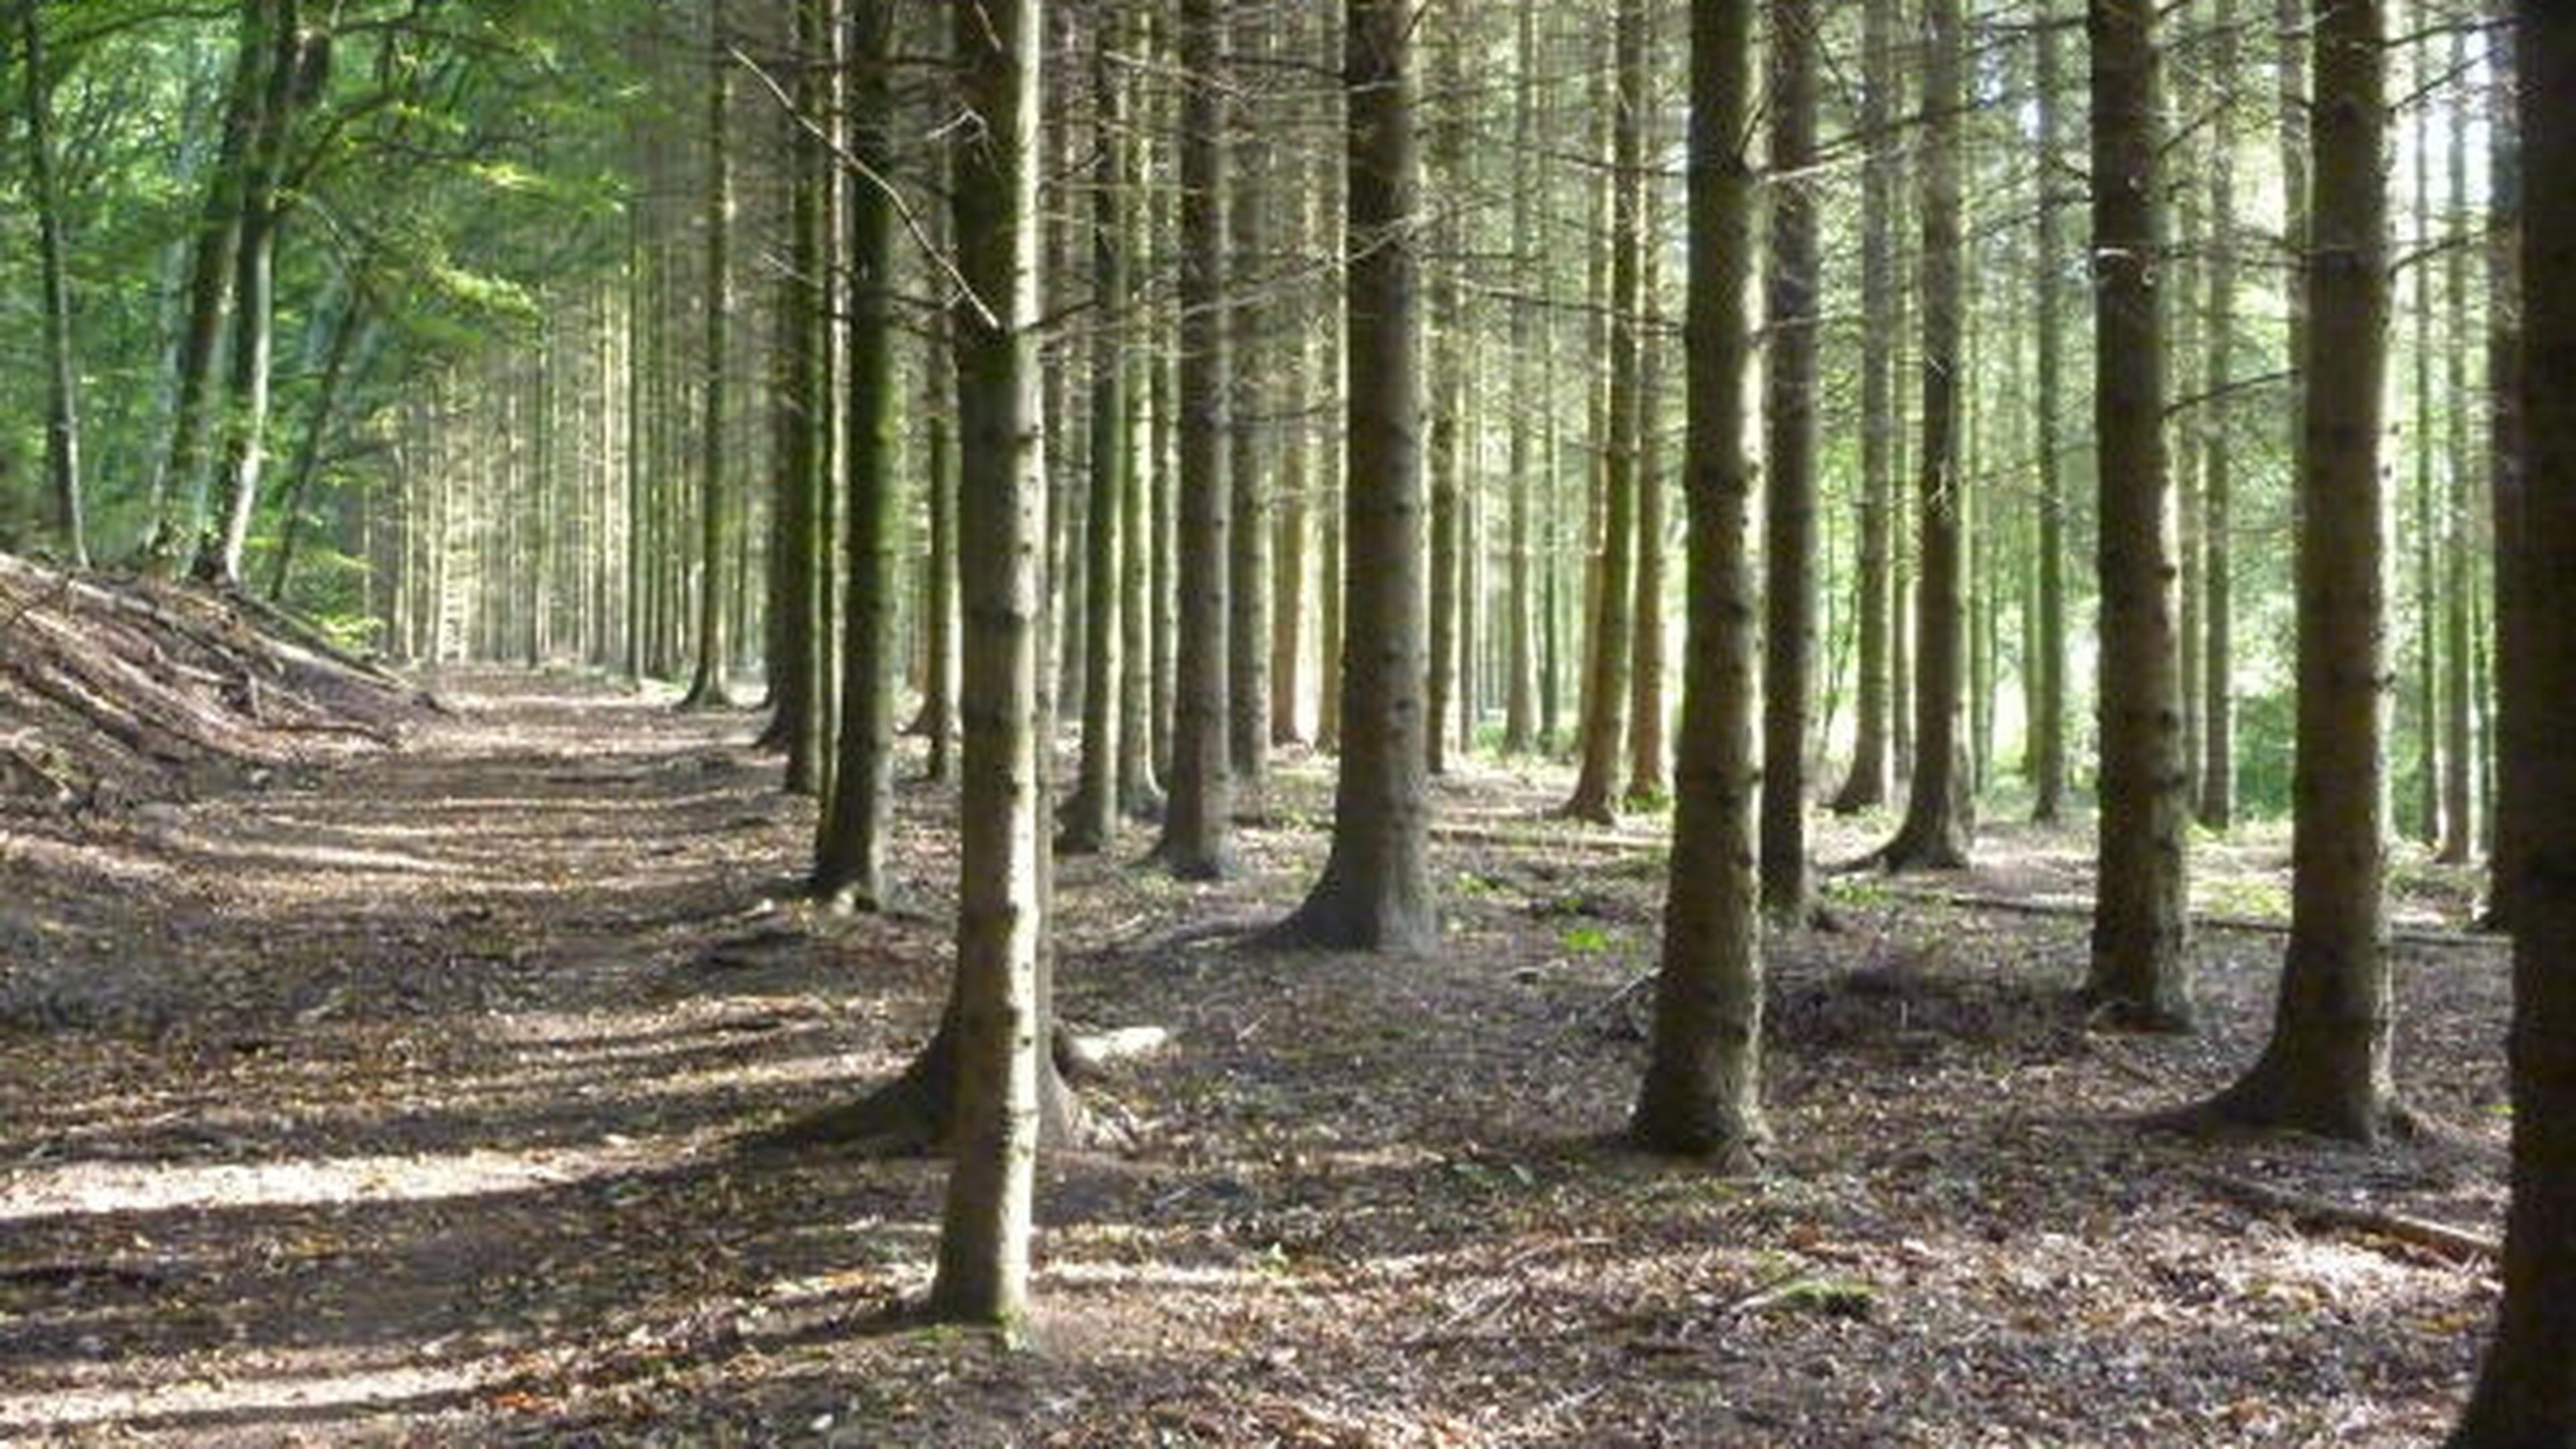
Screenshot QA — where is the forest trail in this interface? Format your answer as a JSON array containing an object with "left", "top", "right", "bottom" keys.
[{"left": 0, "top": 673, "right": 2518, "bottom": 1445}]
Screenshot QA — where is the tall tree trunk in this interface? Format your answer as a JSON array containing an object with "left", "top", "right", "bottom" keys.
[
  {"left": 770, "top": 0, "right": 828, "bottom": 790},
  {"left": 1633, "top": 0, "right": 1763, "bottom": 1167},
  {"left": 2028, "top": 0, "right": 2068, "bottom": 824},
  {"left": 2196, "top": 0, "right": 2241, "bottom": 831},
  {"left": 813, "top": 0, "right": 898, "bottom": 910},
  {"left": 266, "top": 290, "right": 368, "bottom": 600},
  {"left": 1118, "top": 80, "right": 1161, "bottom": 816},
  {"left": 682, "top": 9, "right": 736, "bottom": 708},
  {"left": 2478, "top": 1, "right": 2522, "bottom": 928},
  {"left": 1627, "top": 199, "right": 1669, "bottom": 808},
  {"left": 2192, "top": 0, "right": 2396, "bottom": 1140},
  {"left": 2436, "top": 23, "right": 2475, "bottom": 866},
  {"left": 1878, "top": 0, "right": 1972, "bottom": 870},
  {"left": 1758, "top": 0, "right": 1818, "bottom": 920},
  {"left": 1228, "top": 28, "right": 1271, "bottom": 789},
  {"left": 1063, "top": 15, "right": 1130, "bottom": 857},
  {"left": 19, "top": 0, "right": 86, "bottom": 566},
  {"left": 1153, "top": 0, "right": 1235, "bottom": 878},
  {"left": 1563, "top": 0, "right": 1646, "bottom": 824},
  {"left": 203, "top": 0, "right": 311, "bottom": 585},
  {"left": 2410, "top": 50, "right": 2443, "bottom": 849},
  {"left": 1832, "top": 0, "right": 1899, "bottom": 815},
  {"left": 1267, "top": 0, "right": 1434, "bottom": 954},
  {"left": 1425, "top": 15, "right": 1464, "bottom": 777},
  {"left": 2082, "top": 0, "right": 2193, "bottom": 1030},
  {"left": 1500, "top": 0, "right": 1540, "bottom": 757},
  {"left": 2449, "top": 6, "right": 2576, "bottom": 1437},
  {"left": 929, "top": 0, "right": 1045, "bottom": 1330}
]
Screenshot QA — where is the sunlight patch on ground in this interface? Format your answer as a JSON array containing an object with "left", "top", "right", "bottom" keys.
[
  {"left": 0, "top": 1353, "right": 513, "bottom": 1435},
  {"left": 0, "top": 1140, "right": 663, "bottom": 1223}
]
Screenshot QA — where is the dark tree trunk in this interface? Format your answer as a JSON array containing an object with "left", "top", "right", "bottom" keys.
[
  {"left": 2081, "top": 0, "right": 2193, "bottom": 1030},
  {"left": 681, "top": 8, "right": 736, "bottom": 709},
  {"left": 1631, "top": 0, "right": 1763, "bottom": 1167},
  {"left": 1878, "top": 0, "right": 1972, "bottom": 871},
  {"left": 19, "top": 0, "right": 87, "bottom": 566},
  {"left": 1267, "top": 0, "right": 1434, "bottom": 955},
  {"left": 1501, "top": 0, "right": 1540, "bottom": 757},
  {"left": 2191, "top": 0, "right": 2397, "bottom": 1141},
  {"left": 1152, "top": 0, "right": 1235, "bottom": 879},
  {"left": 1832, "top": 0, "right": 1898, "bottom": 816},
  {"left": 2449, "top": 5, "right": 2576, "bottom": 1438},
  {"left": 1063, "top": 16, "right": 1130, "bottom": 857},
  {"left": 1227, "top": 36, "right": 1271, "bottom": 790},
  {"left": 812, "top": 0, "right": 898, "bottom": 910},
  {"left": 1758, "top": 0, "right": 1818, "bottom": 921},
  {"left": 2029, "top": 0, "right": 2068, "bottom": 824}
]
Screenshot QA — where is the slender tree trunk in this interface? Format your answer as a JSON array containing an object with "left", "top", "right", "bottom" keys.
[
  {"left": 1118, "top": 92, "right": 1161, "bottom": 816},
  {"left": 2448, "top": 6, "right": 2576, "bottom": 1437},
  {"left": 1758, "top": 0, "right": 1819, "bottom": 920},
  {"left": 2436, "top": 24, "right": 2475, "bottom": 866},
  {"left": 266, "top": 292, "right": 368, "bottom": 600},
  {"left": 769, "top": 0, "right": 827, "bottom": 789},
  {"left": 813, "top": 0, "right": 898, "bottom": 910},
  {"left": 2192, "top": 0, "right": 2396, "bottom": 1140},
  {"left": 19, "top": 0, "right": 87, "bottom": 566},
  {"left": 1425, "top": 17, "right": 1464, "bottom": 777},
  {"left": 1501, "top": 0, "right": 1540, "bottom": 757},
  {"left": 1228, "top": 28, "right": 1271, "bottom": 789},
  {"left": 2194, "top": 0, "right": 2241, "bottom": 832},
  {"left": 2028, "top": 1, "right": 2068, "bottom": 824},
  {"left": 2082, "top": 0, "right": 2193, "bottom": 1030},
  {"left": 2479, "top": 2, "right": 2522, "bottom": 928},
  {"left": 1833, "top": 0, "right": 1899, "bottom": 815},
  {"left": 1627, "top": 199, "right": 1669, "bottom": 808},
  {"left": 1063, "top": 16, "right": 1130, "bottom": 857},
  {"left": 1153, "top": 0, "right": 1235, "bottom": 878},
  {"left": 1633, "top": 0, "right": 1763, "bottom": 1167},
  {"left": 1564, "top": 0, "right": 1646, "bottom": 824},
  {"left": 929, "top": 0, "right": 1045, "bottom": 1330},
  {"left": 1879, "top": 0, "right": 1972, "bottom": 870},
  {"left": 682, "top": 11, "right": 736, "bottom": 708}
]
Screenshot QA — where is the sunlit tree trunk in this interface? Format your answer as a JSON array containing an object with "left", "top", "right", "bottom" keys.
[
  {"left": 681, "top": 7, "right": 736, "bottom": 708},
  {"left": 1633, "top": 0, "right": 1762, "bottom": 1167},
  {"left": 2192, "top": 0, "right": 2396, "bottom": 1140},
  {"left": 1267, "top": 0, "right": 1434, "bottom": 954},
  {"left": 1063, "top": 14, "right": 1130, "bottom": 857},
  {"left": 1758, "top": 0, "right": 1818, "bottom": 920}
]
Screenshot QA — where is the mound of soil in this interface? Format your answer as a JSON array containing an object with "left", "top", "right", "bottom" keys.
[{"left": 0, "top": 551, "right": 435, "bottom": 812}]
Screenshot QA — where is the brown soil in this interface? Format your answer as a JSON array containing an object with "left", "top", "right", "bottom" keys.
[{"left": 0, "top": 672, "right": 2510, "bottom": 1446}]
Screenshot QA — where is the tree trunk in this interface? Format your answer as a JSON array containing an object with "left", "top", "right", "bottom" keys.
[
  {"left": 1425, "top": 16, "right": 1464, "bottom": 777},
  {"left": 19, "top": 0, "right": 87, "bottom": 566},
  {"left": 1063, "top": 16, "right": 1129, "bottom": 857},
  {"left": 2082, "top": 0, "right": 2193, "bottom": 1030},
  {"left": 2193, "top": 0, "right": 2396, "bottom": 1140},
  {"left": 1266, "top": 0, "right": 1434, "bottom": 955},
  {"left": 2479, "top": 0, "right": 2522, "bottom": 929},
  {"left": 1118, "top": 100, "right": 1162, "bottom": 816},
  {"left": 1878, "top": 0, "right": 1972, "bottom": 871},
  {"left": 1152, "top": 0, "right": 1235, "bottom": 878},
  {"left": 1632, "top": 0, "right": 1763, "bottom": 1167},
  {"left": 2196, "top": 0, "right": 2240, "bottom": 832},
  {"left": 1832, "top": 0, "right": 1899, "bottom": 816},
  {"left": 2436, "top": 23, "right": 2475, "bottom": 866},
  {"left": 928, "top": 0, "right": 1045, "bottom": 1331},
  {"left": 2028, "top": 0, "right": 2068, "bottom": 824},
  {"left": 1501, "top": 0, "right": 1540, "bottom": 757},
  {"left": 682, "top": 9, "right": 736, "bottom": 709},
  {"left": 1627, "top": 203, "right": 1669, "bottom": 808},
  {"left": 769, "top": 0, "right": 828, "bottom": 791},
  {"left": 1563, "top": 0, "right": 1645, "bottom": 824},
  {"left": 266, "top": 290, "right": 368, "bottom": 601},
  {"left": 1228, "top": 34, "right": 1271, "bottom": 790},
  {"left": 2448, "top": 6, "right": 2576, "bottom": 1436},
  {"left": 1758, "top": 0, "right": 1818, "bottom": 920},
  {"left": 813, "top": 0, "right": 898, "bottom": 910}
]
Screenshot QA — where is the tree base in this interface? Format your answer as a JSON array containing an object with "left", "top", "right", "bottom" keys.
[
  {"left": 2150, "top": 1059, "right": 2416, "bottom": 1146},
  {"left": 743, "top": 1025, "right": 1091, "bottom": 1160}
]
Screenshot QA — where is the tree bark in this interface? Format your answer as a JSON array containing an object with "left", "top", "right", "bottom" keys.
[
  {"left": 928, "top": 0, "right": 1046, "bottom": 1331},
  {"left": 681, "top": 7, "right": 736, "bottom": 709},
  {"left": 2196, "top": 0, "right": 2240, "bottom": 832},
  {"left": 813, "top": 0, "right": 898, "bottom": 910},
  {"left": 1152, "top": 0, "right": 1235, "bottom": 879},
  {"left": 2029, "top": 1, "right": 2068, "bottom": 824},
  {"left": 2436, "top": 23, "right": 2475, "bottom": 867},
  {"left": 2191, "top": 0, "right": 2397, "bottom": 1141},
  {"left": 1832, "top": 0, "right": 1899, "bottom": 816},
  {"left": 1227, "top": 30, "right": 1271, "bottom": 790},
  {"left": 19, "top": 0, "right": 87, "bottom": 566},
  {"left": 1758, "top": 0, "right": 1818, "bottom": 921},
  {"left": 1878, "top": 0, "right": 1972, "bottom": 871},
  {"left": 1266, "top": 0, "right": 1435, "bottom": 955},
  {"left": 1062, "top": 16, "right": 1129, "bottom": 857},
  {"left": 2082, "top": 0, "right": 2193, "bottom": 1030},
  {"left": 2448, "top": 5, "right": 2576, "bottom": 1436},
  {"left": 1631, "top": 0, "right": 1763, "bottom": 1167}
]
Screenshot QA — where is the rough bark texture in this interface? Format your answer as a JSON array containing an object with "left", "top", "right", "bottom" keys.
[
  {"left": 1878, "top": 0, "right": 1972, "bottom": 871},
  {"left": 1758, "top": 0, "right": 1817, "bottom": 921},
  {"left": 1227, "top": 35, "right": 1271, "bottom": 791},
  {"left": 813, "top": 0, "right": 898, "bottom": 910},
  {"left": 2195, "top": 0, "right": 2396, "bottom": 1141},
  {"left": 1266, "top": 0, "right": 1435, "bottom": 956},
  {"left": 929, "top": 0, "right": 1044, "bottom": 1330},
  {"left": 1631, "top": 0, "right": 1763, "bottom": 1167},
  {"left": 2449, "top": 6, "right": 2576, "bottom": 1438},
  {"left": 1831, "top": 0, "right": 1898, "bottom": 816},
  {"left": 2082, "top": 0, "right": 2193, "bottom": 1030},
  {"left": 1153, "top": 0, "right": 1234, "bottom": 879}
]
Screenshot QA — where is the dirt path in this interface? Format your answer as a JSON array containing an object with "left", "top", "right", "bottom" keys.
[{"left": 0, "top": 673, "right": 2516, "bottom": 1445}]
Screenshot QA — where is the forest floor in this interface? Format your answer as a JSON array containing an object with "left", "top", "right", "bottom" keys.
[{"left": 0, "top": 669, "right": 2514, "bottom": 1447}]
